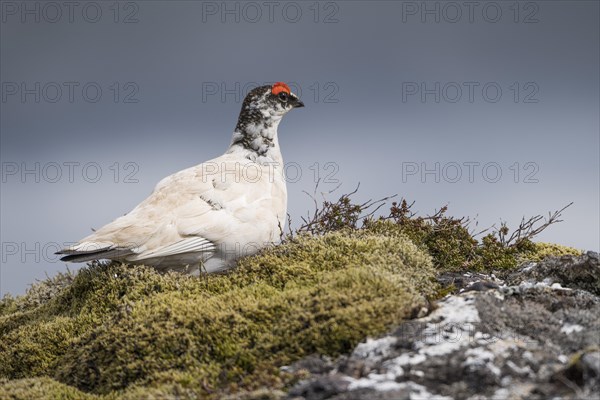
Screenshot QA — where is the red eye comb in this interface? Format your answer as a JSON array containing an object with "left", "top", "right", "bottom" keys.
[{"left": 271, "top": 82, "right": 291, "bottom": 95}]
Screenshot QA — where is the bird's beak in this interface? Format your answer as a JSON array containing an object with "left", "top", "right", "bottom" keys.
[{"left": 291, "top": 96, "right": 304, "bottom": 108}]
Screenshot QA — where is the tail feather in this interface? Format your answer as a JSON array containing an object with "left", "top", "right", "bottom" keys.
[{"left": 56, "top": 247, "right": 134, "bottom": 263}]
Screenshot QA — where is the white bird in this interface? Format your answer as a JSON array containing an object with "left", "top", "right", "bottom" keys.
[{"left": 57, "top": 82, "right": 304, "bottom": 273}]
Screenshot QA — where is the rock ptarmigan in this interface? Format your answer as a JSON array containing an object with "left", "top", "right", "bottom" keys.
[{"left": 57, "top": 82, "right": 304, "bottom": 273}]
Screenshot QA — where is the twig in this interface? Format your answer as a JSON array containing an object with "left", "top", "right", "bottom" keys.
[{"left": 502, "top": 203, "right": 573, "bottom": 247}]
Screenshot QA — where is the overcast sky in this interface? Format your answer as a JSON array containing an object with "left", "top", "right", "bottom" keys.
[{"left": 1, "top": 1, "right": 599, "bottom": 296}]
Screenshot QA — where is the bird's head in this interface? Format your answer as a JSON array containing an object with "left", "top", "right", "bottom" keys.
[
  {"left": 236, "top": 82, "right": 303, "bottom": 128},
  {"left": 264, "top": 82, "right": 305, "bottom": 114},
  {"left": 231, "top": 82, "right": 303, "bottom": 157}
]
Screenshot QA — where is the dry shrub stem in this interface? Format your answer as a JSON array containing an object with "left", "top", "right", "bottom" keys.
[
  {"left": 290, "top": 183, "right": 575, "bottom": 272},
  {"left": 497, "top": 202, "right": 573, "bottom": 247}
]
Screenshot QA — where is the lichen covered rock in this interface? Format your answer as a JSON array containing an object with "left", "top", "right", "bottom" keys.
[
  {"left": 507, "top": 251, "right": 599, "bottom": 295},
  {"left": 289, "top": 253, "right": 600, "bottom": 400}
]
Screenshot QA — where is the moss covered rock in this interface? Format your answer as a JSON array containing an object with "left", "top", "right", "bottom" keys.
[{"left": 0, "top": 231, "right": 436, "bottom": 399}]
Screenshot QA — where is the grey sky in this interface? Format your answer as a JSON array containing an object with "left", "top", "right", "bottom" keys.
[{"left": 1, "top": 1, "right": 599, "bottom": 296}]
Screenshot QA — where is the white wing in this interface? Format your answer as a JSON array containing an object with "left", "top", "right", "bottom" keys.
[{"left": 128, "top": 236, "right": 215, "bottom": 261}]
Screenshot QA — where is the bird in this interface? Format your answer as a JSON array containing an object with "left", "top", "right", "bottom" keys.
[{"left": 57, "top": 82, "right": 304, "bottom": 274}]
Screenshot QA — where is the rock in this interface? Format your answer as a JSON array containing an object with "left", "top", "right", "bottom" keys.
[
  {"left": 553, "top": 350, "right": 600, "bottom": 392},
  {"left": 506, "top": 251, "right": 600, "bottom": 295},
  {"left": 283, "top": 355, "right": 336, "bottom": 375},
  {"left": 463, "top": 280, "right": 499, "bottom": 292},
  {"left": 437, "top": 272, "right": 503, "bottom": 293},
  {"left": 287, "top": 374, "right": 351, "bottom": 400},
  {"left": 288, "top": 254, "right": 600, "bottom": 399},
  {"left": 582, "top": 352, "right": 600, "bottom": 378}
]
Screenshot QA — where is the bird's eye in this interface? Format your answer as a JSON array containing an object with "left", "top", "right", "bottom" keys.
[{"left": 278, "top": 92, "right": 289, "bottom": 102}]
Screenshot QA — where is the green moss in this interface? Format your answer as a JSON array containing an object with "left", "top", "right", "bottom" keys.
[
  {"left": 518, "top": 242, "right": 583, "bottom": 263},
  {"left": 470, "top": 234, "right": 527, "bottom": 271},
  {"left": 0, "top": 317, "right": 78, "bottom": 379},
  {"left": 363, "top": 217, "right": 557, "bottom": 273},
  {"left": 0, "top": 231, "right": 436, "bottom": 398},
  {"left": 1, "top": 192, "right": 579, "bottom": 398},
  {"left": 0, "top": 263, "right": 204, "bottom": 382},
  {"left": 0, "top": 377, "right": 98, "bottom": 399},
  {"left": 0, "top": 295, "right": 17, "bottom": 317}
]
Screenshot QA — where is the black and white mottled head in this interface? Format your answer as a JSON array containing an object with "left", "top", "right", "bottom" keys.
[{"left": 229, "top": 82, "right": 303, "bottom": 158}]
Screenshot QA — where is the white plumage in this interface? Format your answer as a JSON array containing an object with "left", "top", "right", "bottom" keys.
[{"left": 58, "top": 83, "right": 304, "bottom": 273}]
